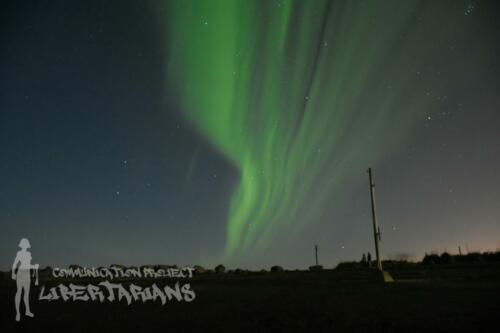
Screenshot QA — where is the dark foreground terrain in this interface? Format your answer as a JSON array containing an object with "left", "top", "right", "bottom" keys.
[{"left": 1, "top": 267, "right": 499, "bottom": 332}]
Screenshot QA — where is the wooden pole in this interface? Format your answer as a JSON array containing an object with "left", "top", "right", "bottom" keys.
[{"left": 368, "top": 168, "right": 383, "bottom": 271}]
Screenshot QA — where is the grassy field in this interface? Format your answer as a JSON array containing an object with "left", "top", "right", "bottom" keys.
[{"left": 1, "top": 268, "right": 499, "bottom": 332}]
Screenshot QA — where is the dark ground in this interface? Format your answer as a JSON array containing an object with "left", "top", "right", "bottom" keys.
[{"left": 1, "top": 267, "right": 499, "bottom": 332}]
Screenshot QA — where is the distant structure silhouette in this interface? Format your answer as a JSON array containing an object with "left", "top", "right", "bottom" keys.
[{"left": 214, "top": 264, "right": 226, "bottom": 274}]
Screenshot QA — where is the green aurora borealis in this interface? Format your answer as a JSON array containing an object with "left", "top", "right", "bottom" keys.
[{"left": 164, "top": 0, "right": 489, "bottom": 262}]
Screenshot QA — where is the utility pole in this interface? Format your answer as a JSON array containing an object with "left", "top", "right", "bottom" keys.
[
  {"left": 368, "top": 168, "right": 383, "bottom": 271},
  {"left": 315, "top": 245, "right": 319, "bottom": 266}
]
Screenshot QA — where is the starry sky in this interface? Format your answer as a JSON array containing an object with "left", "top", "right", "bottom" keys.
[{"left": 1, "top": 0, "right": 499, "bottom": 270}]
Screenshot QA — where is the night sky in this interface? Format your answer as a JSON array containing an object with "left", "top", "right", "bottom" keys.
[{"left": 1, "top": 0, "right": 499, "bottom": 270}]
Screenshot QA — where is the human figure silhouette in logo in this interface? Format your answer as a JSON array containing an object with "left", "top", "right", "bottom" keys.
[{"left": 12, "top": 238, "right": 38, "bottom": 322}]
